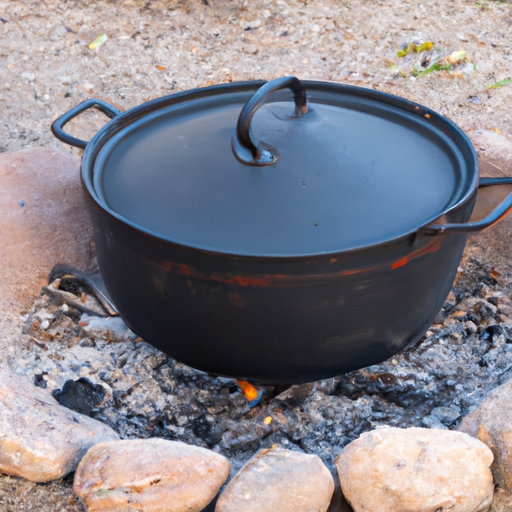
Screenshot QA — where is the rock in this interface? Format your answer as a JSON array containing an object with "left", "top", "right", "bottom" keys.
[
  {"left": 79, "top": 314, "right": 137, "bottom": 342},
  {"left": 465, "top": 133, "right": 512, "bottom": 281},
  {"left": 0, "top": 148, "right": 95, "bottom": 334},
  {"left": 469, "top": 130, "right": 512, "bottom": 165},
  {"left": 336, "top": 427, "right": 494, "bottom": 512},
  {"left": 215, "top": 446, "right": 334, "bottom": 512},
  {"left": 429, "top": 405, "right": 461, "bottom": 426},
  {"left": 458, "top": 378, "right": 512, "bottom": 492},
  {"left": 73, "top": 438, "right": 230, "bottom": 512},
  {"left": 0, "top": 367, "right": 119, "bottom": 482}
]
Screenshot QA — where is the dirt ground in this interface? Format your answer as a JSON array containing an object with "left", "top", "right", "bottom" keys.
[
  {"left": 0, "top": 0, "right": 511, "bottom": 154},
  {"left": 0, "top": 0, "right": 511, "bottom": 510}
]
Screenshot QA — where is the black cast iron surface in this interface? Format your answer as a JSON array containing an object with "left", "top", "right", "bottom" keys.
[
  {"left": 74, "top": 80, "right": 478, "bottom": 256},
  {"left": 91, "top": 205, "right": 469, "bottom": 383}
]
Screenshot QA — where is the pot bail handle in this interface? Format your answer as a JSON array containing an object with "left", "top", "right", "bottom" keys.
[
  {"left": 232, "top": 76, "right": 308, "bottom": 166},
  {"left": 52, "top": 99, "right": 123, "bottom": 149}
]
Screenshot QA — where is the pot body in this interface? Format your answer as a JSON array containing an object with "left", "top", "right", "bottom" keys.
[
  {"left": 53, "top": 79, "right": 505, "bottom": 384},
  {"left": 87, "top": 191, "right": 472, "bottom": 383}
]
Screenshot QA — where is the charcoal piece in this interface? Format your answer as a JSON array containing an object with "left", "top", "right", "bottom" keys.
[
  {"left": 376, "top": 372, "right": 397, "bottom": 387},
  {"left": 275, "top": 383, "right": 314, "bottom": 407},
  {"left": 485, "top": 324, "right": 503, "bottom": 342},
  {"left": 33, "top": 374, "right": 47, "bottom": 389},
  {"left": 192, "top": 419, "right": 223, "bottom": 447},
  {"left": 79, "top": 338, "right": 96, "bottom": 348},
  {"left": 52, "top": 378, "right": 105, "bottom": 416}
]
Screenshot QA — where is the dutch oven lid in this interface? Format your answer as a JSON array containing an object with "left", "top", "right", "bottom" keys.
[{"left": 93, "top": 77, "right": 474, "bottom": 257}]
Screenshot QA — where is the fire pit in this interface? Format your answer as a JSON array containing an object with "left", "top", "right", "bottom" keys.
[{"left": 8, "top": 239, "right": 512, "bottom": 511}]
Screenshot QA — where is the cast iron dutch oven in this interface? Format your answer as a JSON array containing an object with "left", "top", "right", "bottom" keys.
[{"left": 52, "top": 77, "right": 512, "bottom": 384}]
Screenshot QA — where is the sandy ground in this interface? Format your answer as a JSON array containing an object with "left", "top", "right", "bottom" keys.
[{"left": 0, "top": 0, "right": 511, "bottom": 510}]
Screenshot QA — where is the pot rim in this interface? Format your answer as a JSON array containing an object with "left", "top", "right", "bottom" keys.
[{"left": 79, "top": 79, "right": 479, "bottom": 260}]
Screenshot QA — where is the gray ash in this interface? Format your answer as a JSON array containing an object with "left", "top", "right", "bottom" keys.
[{"left": 11, "top": 250, "right": 512, "bottom": 476}]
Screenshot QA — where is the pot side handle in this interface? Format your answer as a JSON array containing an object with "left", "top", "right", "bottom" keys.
[
  {"left": 51, "top": 99, "right": 123, "bottom": 149},
  {"left": 422, "top": 177, "right": 512, "bottom": 235}
]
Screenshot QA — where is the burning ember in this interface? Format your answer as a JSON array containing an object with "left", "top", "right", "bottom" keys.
[{"left": 236, "top": 380, "right": 262, "bottom": 405}]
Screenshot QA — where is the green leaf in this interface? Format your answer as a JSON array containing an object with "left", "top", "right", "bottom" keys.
[
  {"left": 488, "top": 78, "right": 512, "bottom": 89},
  {"left": 417, "top": 62, "right": 452, "bottom": 77}
]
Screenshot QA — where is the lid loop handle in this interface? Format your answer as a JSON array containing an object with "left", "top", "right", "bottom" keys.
[{"left": 232, "top": 76, "right": 308, "bottom": 166}]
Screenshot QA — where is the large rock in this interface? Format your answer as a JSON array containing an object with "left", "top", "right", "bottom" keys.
[
  {"left": 459, "top": 379, "right": 512, "bottom": 492},
  {"left": 0, "top": 148, "right": 95, "bottom": 335},
  {"left": 73, "top": 439, "right": 230, "bottom": 512},
  {"left": 465, "top": 131, "right": 512, "bottom": 280},
  {"left": 0, "top": 367, "right": 119, "bottom": 482},
  {"left": 336, "top": 427, "right": 494, "bottom": 512},
  {"left": 215, "top": 446, "right": 334, "bottom": 512}
]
